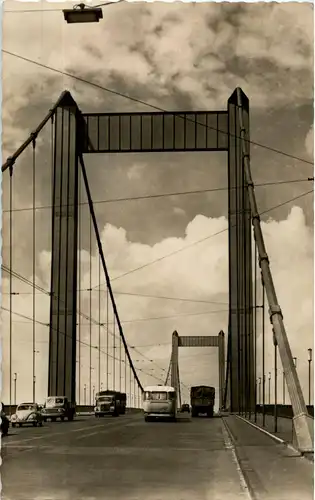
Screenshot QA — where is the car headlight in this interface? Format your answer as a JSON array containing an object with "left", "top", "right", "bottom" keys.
[
  {"left": 109, "top": 406, "right": 114, "bottom": 410},
  {"left": 28, "top": 413, "right": 36, "bottom": 420},
  {"left": 11, "top": 414, "right": 17, "bottom": 421}
]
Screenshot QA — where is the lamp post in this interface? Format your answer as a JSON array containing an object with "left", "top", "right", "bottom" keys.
[
  {"left": 13, "top": 372, "right": 17, "bottom": 406},
  {"left": 33, "top": 350, "right": 40, "bottom": 402},
  {"left": 258, "top": 377, "right": 261, "bottom": 406},
  {"left": 308, "top": 348, "right": 312, "bottom": 406},
  {"left": 282, "top": 370, "right": 285, "bottom": 405},
  {"left": 84, "top": 384, "right": 87, "bottom": 405},
  {"left": 268, "top": 372, "right": 271, "bottom": 404},
  {"left": 93, "top": 385, "right": 95, "bottom": 404}
]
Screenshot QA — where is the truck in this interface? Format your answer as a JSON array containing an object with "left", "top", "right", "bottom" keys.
[
  {"left": 41, "top": 396, "right": 76, "bottom": 422},
  {"left": 190, "top": 386, "right": 215, "bottom": 418},
  {"left": 94, "top": 390, "right": 126, "bottom": 417}
]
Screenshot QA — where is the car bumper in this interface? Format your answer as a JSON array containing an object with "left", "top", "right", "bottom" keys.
[
  {"left": 12, "top": 419, "right": 39, "bottom": 425},
  {"left": 95, "top": 410, "right": 115, "bottom": 415},
  {"left": 144, "top": 412, "right": 175, "bottom": 418},
  {"left": 42, "top": 412, "right": 65, "bottom": 418}
]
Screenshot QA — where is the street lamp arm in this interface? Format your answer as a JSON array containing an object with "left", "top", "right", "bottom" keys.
[{"left": 93, "top": 0, "right": 123, "bottom": 8}]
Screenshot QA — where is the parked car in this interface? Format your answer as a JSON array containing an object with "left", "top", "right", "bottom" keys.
[
  {"left": 11, "top": 403, "right": 43, "bottom": 428},
  {"left": 1, "top": 403, "right": 10, "bottom": 437}
]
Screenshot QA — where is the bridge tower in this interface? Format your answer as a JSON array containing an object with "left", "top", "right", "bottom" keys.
[{"left": 169, "top": 330, "right": 226, "bottom": 410}]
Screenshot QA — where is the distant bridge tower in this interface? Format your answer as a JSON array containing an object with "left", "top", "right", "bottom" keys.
[{"left": 169, "top": 330, "right": 225, "bottom": 410}]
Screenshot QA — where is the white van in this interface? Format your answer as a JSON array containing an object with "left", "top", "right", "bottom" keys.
[{"left": 143, "top": 385, "right": 177, "bottom": 422}]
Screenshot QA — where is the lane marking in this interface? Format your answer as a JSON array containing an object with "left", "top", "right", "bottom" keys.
[
  {"left": 3, "top": 415, "right": 140, "bottom": 446},
  {"left": 74, "top": 419, "right": 137, "bottom": 440},
  {"left": 221, "top": 418, "right": 253, "bottom": 500}
]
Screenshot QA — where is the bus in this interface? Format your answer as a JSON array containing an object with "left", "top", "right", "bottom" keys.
[
  {"left": 94, "top": 390, "right": 126, "bottom": 417},
  {"left": 142, "top": 385, "right": 177, "bottom": 422}
]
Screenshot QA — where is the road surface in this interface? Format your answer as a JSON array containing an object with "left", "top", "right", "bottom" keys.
[{"left": 2, "top": 412, "right": 313, "bottom": 500}]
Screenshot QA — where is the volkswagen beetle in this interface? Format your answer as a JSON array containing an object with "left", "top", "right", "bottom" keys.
[{"left": 11, "top": 402, "right": 43, "bottom": 428}]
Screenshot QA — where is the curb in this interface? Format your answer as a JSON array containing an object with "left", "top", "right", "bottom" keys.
[{"left": 234, "top": 414, "right": 301, "bottom": 456}]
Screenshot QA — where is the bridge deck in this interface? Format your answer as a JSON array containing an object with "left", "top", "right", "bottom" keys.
[{"left": 2, "top": 413, "right": 313, "bottom": 500}]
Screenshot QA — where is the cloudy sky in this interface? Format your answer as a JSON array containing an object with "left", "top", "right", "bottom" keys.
[{"left": 1, "top": 1, "right": 314, "bottom": 408}]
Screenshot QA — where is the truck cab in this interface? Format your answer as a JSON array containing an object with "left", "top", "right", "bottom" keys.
[
  {"left": 94, "top": 391, "right": 126, "bottom": 417},
  {"left": 41, "top": 396, "right": 76, "bottom": 422}
]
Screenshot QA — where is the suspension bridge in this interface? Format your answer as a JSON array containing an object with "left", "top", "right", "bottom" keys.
[{"left": 1, "top": 87, "right": 313, "bottom": 500}]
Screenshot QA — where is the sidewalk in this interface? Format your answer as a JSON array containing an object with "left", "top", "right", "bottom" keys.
[
  {"left": 244, "top": 412, "right": 295, "bottom": 444},
  {"left": 223, "top": 415, "right": 314, "bottom": 500}
]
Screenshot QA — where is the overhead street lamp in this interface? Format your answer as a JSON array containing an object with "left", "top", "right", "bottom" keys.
[
  {"left": 63, "top": 3, "right": 103, "bottom": 23},
  {"left": 63, "top": 1, "right": 122, "bottom": 24}
]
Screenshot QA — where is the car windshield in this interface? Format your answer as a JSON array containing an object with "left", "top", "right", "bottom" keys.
[
  {"left": 46, "top": 397, "right": 64, "bottom": 405},
  {"left": 97, "top": 396, "right": 113, "bottom": 402},
  {"left": 18, "top": 404, "right": 36, "bottom": 411},
  {"left": 144, "top": 391, "right": 171, "bottom": 401}
]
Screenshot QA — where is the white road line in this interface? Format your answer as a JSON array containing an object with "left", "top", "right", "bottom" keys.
[
  {"left": 4, "top": 415, "right": 139, "bottom": 446},
  {"left": 221, "top": 418, "right": 253, "bottom": 500},
  {"left": 75, "top": 419, "right": 136, "bottom": 440}
]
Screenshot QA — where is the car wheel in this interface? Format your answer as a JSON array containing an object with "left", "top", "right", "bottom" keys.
[
  {"left": 18, "top": 423, "right": 22, "bottom": 427},
  {"left": 12, "top": 423, "right": 16, "bottom": 428},
  {"left": 39, "top": 421, "right": 43, "bottom": 427}
]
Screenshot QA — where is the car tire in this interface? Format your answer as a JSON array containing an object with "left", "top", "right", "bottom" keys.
[
  {"left": 33, "top": 422, "right": 37, "bottom": 427},
  {"left": 18, "top": 423, "right": 22, "bottom": 427},
  {"left": 12, "top": 423, "right": 16, "bottom": 428},
  {"left": 39, "top": 422, "right": 43, "bottom": 427}
]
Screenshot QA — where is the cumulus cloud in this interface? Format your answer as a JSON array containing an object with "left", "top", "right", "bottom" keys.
[
  {"left": 305, "top": 125, "right": 314, "bottom": 159},
  {"left": 173, "top": 207, "right": 186, "bottom": 216},
  {"left": 1, "top": 207, "right": 313, "bottom": 409},
  {"left": 2, "top": 1, "right": 313, "bottom": 148}
]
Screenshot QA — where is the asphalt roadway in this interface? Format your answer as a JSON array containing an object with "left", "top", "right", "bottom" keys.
[{"left": 1, "top": 412, "right": 313, "bottom": 500}]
